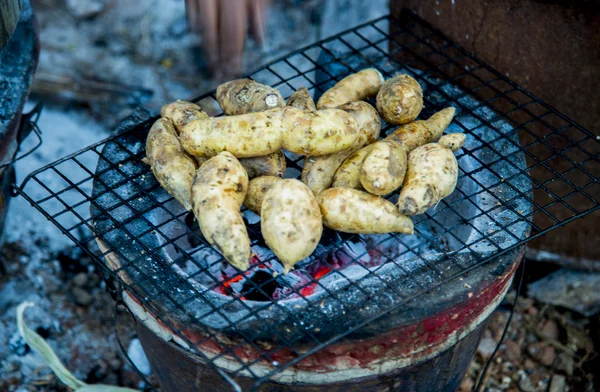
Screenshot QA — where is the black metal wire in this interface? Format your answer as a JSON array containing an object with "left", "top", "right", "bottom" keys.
[
  {"left": 12, "top": 11, "right": 600, "bottom": 391},
  {"left": 473, "top": 258, "right": 527, "bottom": 392}
]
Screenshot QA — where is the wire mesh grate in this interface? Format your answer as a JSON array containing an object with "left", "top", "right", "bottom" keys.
[{"left": 15, "top": 12, "right": 599, "bottom": 391}]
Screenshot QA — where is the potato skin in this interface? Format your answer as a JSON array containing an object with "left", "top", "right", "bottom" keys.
[
  {"left": 244, "top": 176, "right": 281, "bottom": 214},
  {"left": 317, "top": 68, "right": 384, "bottom": 109},
  {"left": 287, "top": 87, "right": 316, "bottom": 111},
  {"left": 181, "top": 108, "right": 286, "bottom": 158},
  {"left": 331, "top": 145, "right": 372, "bottom": 190},
  {"left": 282, "top": 107, "right": 358, "bottom": 156},
  {"left": 161, "top": 100, "right": 208, "bottom": 133},
  {"left": 376, "top": 74, "right": 423, "bottom": 125},
  {"left": 391, "top": 107, "right": 456, "bottom": 152},
  {"left": 360, "top": 137, "right": 407, "bottom": 196},
  {"left": 438, "top": 133, "right": 466, "bottom": 152},
  {"left": 301, "top": 101, "right": 380, "bottom": 194},
  {"left": 397, "top": 143, "right": 459, "bottom": 216},
  {"left": 261, "top": 179, "right": 323, "bottom": 273},
  {"left": 216, "top": 79, "right": 285, "bottom": 115},
  {"left": 192, "top": 152, "right": 250, "bottom": 270},
  {"left": 146, "top": 118, "right": 197, "bottom": 211},
  {"left": 239, "top": 151, "right": 286, "bottom": 179},
  {"left": 317, "top": 188, "right": 413, "bottom": 234}
]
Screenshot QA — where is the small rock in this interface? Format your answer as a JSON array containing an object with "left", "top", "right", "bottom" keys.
[
  {"left": 549, "top": 374, "right": 566, "bottom": 392},
  {"left": 555, "top": 352, "right": 574, "bottom": 376},
  {"left": 523, "top": 358, "right": 537, "bottom": 371},
  {"left": 459, "top": 376, "right": 474, "bottom": 392},
  {"left": 527, "top": 342, "right": 555, "bottom": 366},
  {"left": 518, "top": 375, "right": 536, "bottom": 392},
  {"left": 540, "top": 319, "right": 560, "bottom": 340},
  {"left": 504, "top": 340, "right": 521, "bottom": 361},
  {"left": 477, "top": 336, "right": 497, "bottom": 359},
  {"left": 72, "top": 272, "right": 89, "bottom": 287},
  {"left": 72, "top": 287, "right": 93, "bottom": 306}
]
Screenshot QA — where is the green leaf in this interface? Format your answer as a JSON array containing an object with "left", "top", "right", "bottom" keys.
[{"left": 16, "top": 302, "right": 140, "bottom": 392}]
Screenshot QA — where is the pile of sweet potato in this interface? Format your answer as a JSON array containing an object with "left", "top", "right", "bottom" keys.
[{"left": 145, "top": 70, "right": 466, "bottom": 272}]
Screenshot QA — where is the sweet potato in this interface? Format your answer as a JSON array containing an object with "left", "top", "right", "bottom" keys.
[
  {"left": 391, "top": 107, "right": 456, "bottom": 152},
  {"left": 316, "top": 68, "right": 384, "bottom": 109},
  {"left": 160, "top": 100, "right": 209, "bottom": 133},
  {"left": 317, "top": 188, "right": 413, "bottom": 234},
  {"left": 360, "top": 136, "right": 407, "bottom": 195},
  {"left": 287, "top": 87, "right": 316, "bottom": 111},
  {"left": 239, "top": 151, "right": 286, "bottom": 179},
  {"left": 145, "top": 118, "right": 197, "bottom": 211},
  {"left": 191, "top": 152, "right": 250, "bottom": 270},
  {"left": 437, "top": 133, "right": 466, "bottom": 152},
  {"left": 302, "top": 101, "right": 380, "bottom": 194},
  {"left": 181, "top": 107, "right": 359, "bottom": 158},
  {"left": 282, "top": 107, "right": 358, "bottom": 156},
  {"left": 244, "top": 176, "right": 281, "bottom": 214},
  {"left": 331, "top": 146, "right": 372, "bottom": 190},
  {"left": 397, "top": 142, "right": 460, "bottom": 216},
  {"left": 216, "top": 79, "right": 285, "bottom": 115},
  {"left": 261, "top": 179, "right": 323, "bottom": 273},
  {"left": 181, "top": 108, "right": 286, "bottom": 158},
  {"left": 376, "top": 74, "right": 423, "bottom": 125}
]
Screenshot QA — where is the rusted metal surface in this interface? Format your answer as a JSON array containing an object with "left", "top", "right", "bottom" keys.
[
  {"left": 126, "top": 253, "right": 521, "bottom": 390},
  {"left": 390, "top": 0, "right": 600, "bottom": 267},
  {"left": 136, "top": 318, "right": 488, "bottom": 392}
]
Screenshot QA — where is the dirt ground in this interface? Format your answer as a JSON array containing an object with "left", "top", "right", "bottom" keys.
[{"left": 0, "top": 1, "right": 598, "bottom": 391}]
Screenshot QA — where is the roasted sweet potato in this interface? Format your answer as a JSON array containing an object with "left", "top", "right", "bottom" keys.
[
  {"left": 376, "top": 74, "right": 423, "bottom": 125},
  {"left": 437, "top": 133, "right": 466, "bottom": 152},
  {"left": 160, "top": 100, "right": 209, "bottom": 133},
  {"left": 191, "top": 152, "right": 250, "bottom": 270},
  {"left": 287, "top": 87, "right": 316, "bottom": 111},
  {"left": 216, "top": 79, "right": 285, "bottom": 115},
  {"left": 261, "top": 179, "right": 323, "bottom": 273},
  {"left": 243, "top": 176, "right": 281, "bottom": 214},
  {"left": 317, "top": 188, "right": 413, "bottom": 234},
  {"left": 302, "top": 101, "right": 380, "bottom": 194},
  {"left": 181, "top": 107, "right": 359, "bottom": 158},
  {"left": 145, "top": 118, "right": 197, "bottom": 211},
  {"left": 360, "top": 136, "right": 407, "bottom": 196},
  {"left": 397, "top": 141, "right": 461, "bottom": 216},
  {"left": 317, "top": 68, "right": 384, "bottom": 109},
  {"left": 239, "top": 151, "right": 286, "bottom": 179},
  {"left": 391, "top": 107, "right": 456, "bottom": 152}
]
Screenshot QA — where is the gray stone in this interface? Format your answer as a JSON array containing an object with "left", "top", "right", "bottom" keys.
[
  {"left": 528, "top": 269, "right": 600, "bottom": 316},
  {"left": 72, "top": 287, "right": 93, "bottom": 306},
  {"left": 549, "top": 374, "right": 566, "bottom": 392}
]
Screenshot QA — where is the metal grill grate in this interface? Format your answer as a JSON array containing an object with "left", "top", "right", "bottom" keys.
[{"left": 15, "top": 12, "right": 600, "bottom": 391}]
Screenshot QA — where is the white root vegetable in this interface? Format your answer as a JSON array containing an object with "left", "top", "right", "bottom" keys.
[
  {"left": 287, "top": 87, "right": 316, "bottom": 111},
  {"left": 244, "top": 176, "right": 281, "bottom": 214},
  {"left": 216, "top": 79, "right": 285, "bottom": 115},
  {"left": 390, "top": 107, "right": 456, "bottom": 152},
  {"left": 376, "top": 74, "right": 423, "bottom": 125},
  {"left": 261, "top": 179, "right": 323, "bottom": 273},
  {"left": 192, "top": 152, "right": 250, "bottom": 270},
  {"left": 397, "top": 141, "right": 462, "bottom": 216},
  {"left": 302, "top": 101, "right": 380, "bottom": 194},
  {"left": 437, "top": 133, "right": 466, "bottom": 152},
  {"left": 317, "top": 68, "right": 384, "bottom": 109},
  {"left": 359, "top": 137, "right": 407, "bottom": 196},
  {"left": 181, "top": 107, "right": 358, "bottom": 158},
  {"left": 161, "top": 100, "right": 208, "bottom": 133},
  {"left": 239, "top": 151, "right": 286, "bottom": 179},
  {"left": 317, "top": 188, "right": 414, "bottom": 234},
  {"left": 145, "top": 118, "right": 197, "bottom": 210}
]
